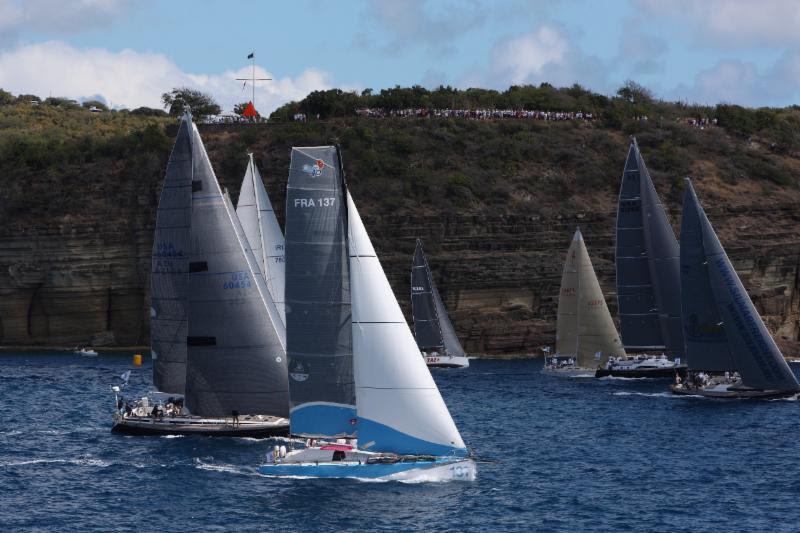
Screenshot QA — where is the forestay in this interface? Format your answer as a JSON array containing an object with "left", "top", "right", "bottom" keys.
[
  {"left": 151, "top": 114, "right": 192, "bottom": 395},
  {"left": 616, "top": 139, "right": 683, "bottom": 355},
  {"left": 183, "top": 123, "right": 288, "bottom": 418},
  {"left": 349, "top": 194, "right": 466, "bottom": 456},
  {"left": 557, "top": 229, "right": 626, "bottom": 368},
  {"left": 284, "top": 147, "right": 355, "bottom": 438},
  {"left": 236, "top": 154, "right": 286, "bottom": 325},
  {"left": 680, "top": 179, "right": 799, "bottom": 391}
]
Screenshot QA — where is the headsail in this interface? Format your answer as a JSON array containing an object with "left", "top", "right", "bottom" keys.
[
  {"left": 681, "top": 179, "right": 799, "bottom": 391},
  {"left": 183, "top": 123, "right": 288, "bottom": 417},
  {"left": 284, "top": 147, "right": 355, "bottom": 438},
  {"left": 350, "top": 194, "right": 466, "bottom": 456},
  {"left": 151, "top": 114, "right": 192, "bottom": 395},
  {"left": 236, "top": 154, "right": 286, "bottom": 325},
  {"left": 616, "top": 139, "right": 684, "bottom": 355},
  {"left": 557, "top": 229, "right": 626, "bottom": 368},
  {"left": 411, "top": 239, "right": 465, "bottom": 357}
]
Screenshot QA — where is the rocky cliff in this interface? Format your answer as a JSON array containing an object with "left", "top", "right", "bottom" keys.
[{"left": 1, "top": 108, "right": 799, "bottom": 355}]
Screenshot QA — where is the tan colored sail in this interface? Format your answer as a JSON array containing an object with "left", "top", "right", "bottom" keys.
[{"left": 556, "top": 229, "right": 626, "bottom": 368}]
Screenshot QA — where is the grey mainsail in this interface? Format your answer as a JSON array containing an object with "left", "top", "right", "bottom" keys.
[
  {"left": 183, "top": 123, "right": 288, "bottom": 417},
  {"left": 411, "top": 239, "right": 465, "bottom": 357},
  {"left": 284, "top": 146, "right": 355, "bottom": 437},
  {"left": 681, "top": 179, "right": 799, "bottom": 391},
  {"left": 557, "top": 229, "right": 626, "bottom": 368},
  {"left": 151, "top": 115, "right": 192, "bottom": 395},
  {"left": 616, "top": 139, "right": 684, "bottom": 355},
  {"left": 235, "top": 154, "right": 286, "bottom": 325}
]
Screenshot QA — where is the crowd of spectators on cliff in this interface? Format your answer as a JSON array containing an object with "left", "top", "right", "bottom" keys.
[{"left": 353, "top": 108, "right": 595, "bottom": 121}]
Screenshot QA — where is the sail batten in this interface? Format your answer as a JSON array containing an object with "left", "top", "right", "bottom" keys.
[
  {"left": 680, "top": 179, "right": 799, "bottom": 391},
  {"left": 615, "top": 140, "right": 684, "bottom": 355},
  {"left": 183, "top": 123, "right": 288, "bottom": 418}
]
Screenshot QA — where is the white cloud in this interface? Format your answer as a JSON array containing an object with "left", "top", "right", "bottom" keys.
[
  {"left": 487, "top": 23, "right": 607, "bottom": 90},
  {"left": 0, "top": 41, "right": 339, "bottom": 113},
  {"left": 668, "top": 51, "right": 800, "bottom": 107},
  {"left": 633, "top": 0, "right": 800, "bottom": 49}
]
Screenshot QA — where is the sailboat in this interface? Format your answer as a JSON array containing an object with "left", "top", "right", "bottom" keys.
[
  {"left": 543, "top": 228, "right": 626, "bottom": 376},
  {"left": 112, "top": 114, "right": 290, "bottom": 436},
  {"left": 411, "top": 239, "right": 469, "bottom": 369},
  {"left": 670, "top": 179, "right": 800, "bottom": 398},
  {"left": 259, "top": 146, "right": 475, "bottom": 481},
  {"left": 235, "top": 154, "right": 286, "bottom": 325},
  {"left": 601, "top": 138, "right": 687, "bottom": 378}
]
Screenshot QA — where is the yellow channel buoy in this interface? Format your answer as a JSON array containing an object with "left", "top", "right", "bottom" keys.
[{"left": 133, "top": 353, "right": 142, "bottom": 367}]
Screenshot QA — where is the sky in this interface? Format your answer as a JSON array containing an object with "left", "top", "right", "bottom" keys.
[{"left": 1, "top": 0, "right": 800, "bottom": 114}]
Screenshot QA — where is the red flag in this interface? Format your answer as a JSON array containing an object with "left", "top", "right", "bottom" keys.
[{"left": 242, "top": 101, "right": 258, "bottom": 118}]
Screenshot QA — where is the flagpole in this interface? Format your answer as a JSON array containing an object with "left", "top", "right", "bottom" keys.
[{"left": 235, "top": 52, "right": 271, "bottom": 121}]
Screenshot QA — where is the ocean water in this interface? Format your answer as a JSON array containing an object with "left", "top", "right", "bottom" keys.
[{"left": 2, "top": 352, "right": 800, "bottom": 532}]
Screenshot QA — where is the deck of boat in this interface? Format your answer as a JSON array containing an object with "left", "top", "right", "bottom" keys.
[
  {"left": 669, "top": 385, "right": 797, "bottom": 399},
  {"left": 596, "top": 364, "right": 687, "bottom": 378},
  {"left": 111, "top": 414, "right": 289, "bottom": 437}
]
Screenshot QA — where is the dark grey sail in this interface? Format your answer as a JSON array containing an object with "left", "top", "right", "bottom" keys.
[
  {"left": 411, "top": 240, "right": 466, "bottom": 357},
  {"left": 284, "top": 146, "right": 355, "bottom": 437},
  {"left": 616, "top": 139, "right": 684, "bottom": 355},
  {"left": 151, "top": 115, "right": 192, "bottom": 395},
  {"left": 411, "top": 240, "right": 444, "bottom": 351},
  {"left": 184, "top": 123, "right": 288, "bottom": 417},
  {"left": 681, "top": 179, "right": 799, "bottom": 391}
]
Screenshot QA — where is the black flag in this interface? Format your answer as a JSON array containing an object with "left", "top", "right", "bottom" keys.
[{"left": 247, "top": 52, "right": 254, "bottom": 59}]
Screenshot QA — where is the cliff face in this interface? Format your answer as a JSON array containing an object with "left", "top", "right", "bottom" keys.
[{"left": 1, "top": 113, "right": 799, "bottom": 355}]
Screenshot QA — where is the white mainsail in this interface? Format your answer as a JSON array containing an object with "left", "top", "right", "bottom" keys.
[
  {"left": 556, "top": 229, "right": 626, "bottom": 368},
  {"left": 236, "top": 154, "right": 286, "bottom": 325},
  {"left": 348, "top": 193, "right": 466, "bottom": 455}
]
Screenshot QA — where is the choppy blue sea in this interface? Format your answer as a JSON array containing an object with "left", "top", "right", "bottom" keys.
[{"left": 2, "top": 352, "right": 800, "bottom": 532}]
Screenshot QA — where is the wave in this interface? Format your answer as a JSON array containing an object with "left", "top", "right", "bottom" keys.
[
  {"left": 568, "top": 374, "right": 596, "bottom": 379},
  {"left": 598, "top": 376, "right": 653, "bottom": 381},
  {"left": 613, "top": 391, "right": 685, "bottom": 399},
  {"left": 2, "top": 456, "right": 111, "bottom": 468},
  {"left": 160, "top": 434, "right": 184, "bottom": 439}
]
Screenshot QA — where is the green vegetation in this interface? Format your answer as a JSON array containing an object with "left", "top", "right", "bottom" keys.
[
  {"left": 161, "top": 87, "right": 220, "bottom": 120},
  {"left": 1, "top": 84, "right": 799, "bottom": 230}
]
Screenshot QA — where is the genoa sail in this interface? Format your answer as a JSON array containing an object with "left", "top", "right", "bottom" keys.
[
  {"left": 680, "top": 179, "right": 799, "bottom": 391},
  {"left": 350, "top": 194, "right": 466, "bottom": 456},
  {"left": 235, "top": 154, "right": 286, "bottom": 325},
  {"left": 284, "top": 147, "right": 355, "bottom": 438},
  {"left": 411, "top": 239, "right": 466, "bottom": 357},
  {"left": 616, "top": 139, "right": 684, "bottom": 355},
  {"left": 151, "top": 115, "right": 192, "bottom": 395},
  {"left": 557, "top": 229, "right": 626, "bottom": 368},
  {"left": 183, "top": 122, "right": 288, "bottom": 418}
]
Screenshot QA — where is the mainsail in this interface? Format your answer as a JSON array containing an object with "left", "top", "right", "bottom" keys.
[
  {"left": 236, "top": 154, "right": 286, "bottom": 325},
  {"left": 680, "top": 179, "right": 799, "bottom": 391},
  {"left": 616, "top": 139, "right": 684, "bottom": 355},
  {"left": 556, "top": 229, "right": 626, "bottom": 368},
  {"left": 410, "top": 239, "right": 466, "bottom": 357},
  {"left": 349, "top": 194, "right": 466, "bottom": 456},
  {"left": 183, "top": 122, "right": 288, "bottom": 417},
  {"left": 284, "top": 147, "right": 355, "bottom": 438},
  {"left": 151, "top": 115, "right": 192, "bottom": 395}
]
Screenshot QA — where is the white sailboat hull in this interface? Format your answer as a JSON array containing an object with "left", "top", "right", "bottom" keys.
[{"left": 424, "top": 353, "right": 470, "bottom": 369}]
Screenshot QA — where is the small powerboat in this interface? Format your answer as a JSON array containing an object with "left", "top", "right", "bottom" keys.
[
  {"left": 75, "top": 347, "right": 98, "bottom": 356},
  {"left": 596, "top": 354, "right": 687, "bottom": 378}
]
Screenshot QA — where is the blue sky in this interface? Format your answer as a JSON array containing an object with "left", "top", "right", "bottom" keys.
[{"left": 1, "top": 0, "right": 799, "bottom": 113}]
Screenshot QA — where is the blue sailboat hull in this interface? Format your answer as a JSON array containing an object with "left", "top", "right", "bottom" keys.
[{"left": 259, "top": 456, "right": 475, "bottom": 481}]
